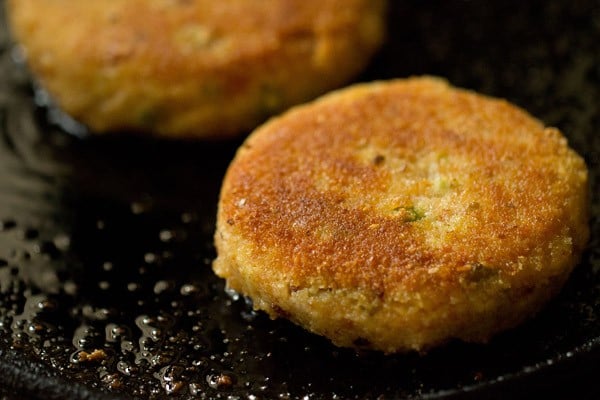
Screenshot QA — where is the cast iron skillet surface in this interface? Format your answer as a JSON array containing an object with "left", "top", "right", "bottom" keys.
[{"left": 0, "top": 1, "right": 599, "bottom": 399}]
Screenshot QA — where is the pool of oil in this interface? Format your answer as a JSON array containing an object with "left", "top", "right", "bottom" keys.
[{"left": 0, "top": 1, "right": 599, "bottom": 399}]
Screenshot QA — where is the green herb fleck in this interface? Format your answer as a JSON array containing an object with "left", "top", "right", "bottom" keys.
[{"left": 393, "top": 206, "right": 425, "bottom": 222}]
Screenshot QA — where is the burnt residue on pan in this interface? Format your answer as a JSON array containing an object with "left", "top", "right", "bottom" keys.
[{"left": 0, "top": 1, "right": 599, "bottom": 399}]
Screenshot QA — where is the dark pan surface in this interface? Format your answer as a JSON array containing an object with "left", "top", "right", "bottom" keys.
[{"left": 0, "top": 1, "right": 599, "bottom": 399}]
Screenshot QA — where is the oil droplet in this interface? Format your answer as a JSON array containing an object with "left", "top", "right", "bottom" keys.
[
  {"left": 63, "top": 280, "right": 78, "bottom": 296},
  {"left": 164, "top": 381, "right": 185, "bottom": 395},
  {"left": 189, "top": 382, "right": 203, "bottom": 396},
  {"left": 37, "top": 298, "right": 58, "bottom": 312},
  {"left": 180, "top": 283, "right": 200, "bottom": 297},
  {"left": 159, "top": 230, "right": 176, "bottom": 242},
  {"left": 101, "top": 373, "right": 123, "bottom": 390},
  {"left": 181, "top": 212, "right": 198, "bottom": 224},
  {"left": 105, "top": 323, "right": 130, "bottom": 343},
  {"left": 131, "top": 200, "right": 153, "bottom": 215},
  {"left": 154, "top": 280, "right": 174, "bottom": 295},
  {"left": 206, "top": 373, "right": 235, "bottom": 390},
  {"left": 10, "top": 294, "right": 57, "bottom": 341},
  {"left": 121, "top": 339, "right": 135, "bottom": 354},
  {"left": 117, "top": 360, "right": 138, "bottom": 376},
  {"left": 224, "top": 287, "right": 240, "bottom": 301},
  {"left": 53, "top": 233, "right": 71, "bottom": 251},
  {"left": 144, "top": 253, "right": 159, "bottom": 264},
  {"left": 72, "top": 324, "right": 101, "bottom": 350}
]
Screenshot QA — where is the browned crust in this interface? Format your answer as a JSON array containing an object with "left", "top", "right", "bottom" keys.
[
  {"left": 7, "top": 0, "right": 386, "bottom": 139},
  {"left": 214, "top": 77, "right": 589, "bottom": 352}
]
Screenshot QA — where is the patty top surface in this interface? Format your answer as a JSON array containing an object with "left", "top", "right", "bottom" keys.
[
  {"left": 8, "top": 0, "right": 381, "bottom": 73},
  {"left": 217, "top": 77, "right": 589, "bottom": 298},
  {"left": 7, "top": 0, "right": 386, "bottom": 138}
]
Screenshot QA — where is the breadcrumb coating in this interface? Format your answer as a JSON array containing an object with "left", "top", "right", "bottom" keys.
[
  {"left": 7, "top": 0, "right": 386, "bottom": 139},
  {"left": 214, "top": 77, "right": 589, "bottom": 352}
]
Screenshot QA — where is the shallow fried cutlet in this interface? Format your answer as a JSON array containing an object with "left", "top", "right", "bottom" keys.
[
  {"left": 213, "top": 77, "right": 589, "bottom": 353},
  {"left": 6, "top": 0, "right": 386, "bottom": 139}
]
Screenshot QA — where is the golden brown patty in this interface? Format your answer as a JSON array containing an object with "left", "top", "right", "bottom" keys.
[
  {"left": 6, "top": 0, "right": 386, "bottom": 139},
  {"left": 213, "top": 77, "right": 589, "bottom": 353}
]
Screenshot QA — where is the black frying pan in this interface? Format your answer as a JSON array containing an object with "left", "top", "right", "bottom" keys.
[{"left": 0, "top": 1, "right": 599, "bottom": 399}]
